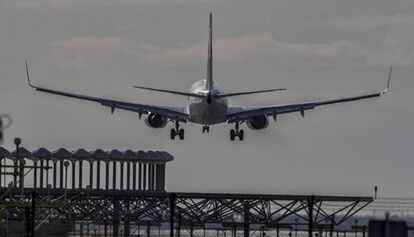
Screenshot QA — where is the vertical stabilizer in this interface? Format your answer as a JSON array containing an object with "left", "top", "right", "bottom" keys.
[{"left": 206, "top": 13, "right": 213, "bottom": 92}]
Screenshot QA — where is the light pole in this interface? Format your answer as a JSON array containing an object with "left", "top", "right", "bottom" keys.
[
  {"left": 295, "top": 218, "right": 298, "bottom": 237},
  {"left": 64, "top": 161, "right": 70, "bottom": 200},
  {"left": 14, "top": 137, "right": 21, "bottom": 187},
  {"left": 354, "top": 219, "right": 358, "bottom": 237}
]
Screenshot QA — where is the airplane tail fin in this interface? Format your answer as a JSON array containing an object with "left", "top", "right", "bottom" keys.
[
  {"left": 216, "top": 88, "right": 287, "bottom": 99},
  {"left": 206, "top": 13, "right": 213, "bottom": 92}
]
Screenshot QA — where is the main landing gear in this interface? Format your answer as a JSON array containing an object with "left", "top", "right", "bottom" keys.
[
  {"left": 230, "top": 122, "right": 244, "bottom": 141},
  {"left": 170, "top": 121, "right": 184, "bottom": 140},
  {"left": 202, "top": 125, "right": 210, "bottom": 133}
]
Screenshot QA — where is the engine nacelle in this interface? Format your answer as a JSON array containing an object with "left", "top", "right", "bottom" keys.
[
  {"left": 247, "top": 115, "right": 269, "bottom": 130},
  {"left": 145, "top": 114, "right": 167, "bottom": 128}
]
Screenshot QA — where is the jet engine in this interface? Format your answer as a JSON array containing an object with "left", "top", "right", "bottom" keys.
[
  {"left": 246, "top": 115, "right": 269, "bottom": 130},
  {"left": 145, "top": 114, "right": 167, "bottom": 128}
]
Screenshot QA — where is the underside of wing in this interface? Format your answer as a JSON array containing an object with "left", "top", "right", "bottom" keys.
[
  {"left": 227, "top": 67, "right": 392, "bottom": 123},
  {"left": 26, "top": 60, "right": 188, "bottom": 122}
]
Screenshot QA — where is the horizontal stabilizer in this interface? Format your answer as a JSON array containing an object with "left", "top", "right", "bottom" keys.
[
  {"left": 133, "top": 86, "right": 205, "bottom": 98},
  {"left": 216, "top": 88, "right": 286, "bottom": 98}
]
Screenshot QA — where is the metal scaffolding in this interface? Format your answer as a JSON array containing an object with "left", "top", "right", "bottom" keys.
[
  {"left": 0, "top": 188, "right": 372, "bottom": 237},
  {"left": 0, "top": 146, "right": 373, "bottom": 236}
]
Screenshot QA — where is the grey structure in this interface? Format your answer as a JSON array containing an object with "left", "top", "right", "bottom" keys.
[
  {"left": 0, "top": 146, "right": 374, "bottom": 237},
  {"left": 0, "top": 146, "right": 173, "bottom": 191}
]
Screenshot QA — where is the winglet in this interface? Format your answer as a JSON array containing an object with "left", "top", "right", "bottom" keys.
[
  {"left": 381, "top": 66, "right": 392, "bottom": 95},
  {"left": 25, "top": 60, "right": 36, "bottom": 88}
]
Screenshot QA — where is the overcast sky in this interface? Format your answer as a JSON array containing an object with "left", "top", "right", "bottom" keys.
[{"left": 1, "top": 0, "right": 414, "bottom": 197}]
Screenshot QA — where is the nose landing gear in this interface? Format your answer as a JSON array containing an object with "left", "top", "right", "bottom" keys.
[
  {"left": 170, "top": 121, "right": 184, "bottom": 140},
  {"left": 230, "top": 122, "right": 244, "bottom": 141},
  {"left": 202, "top": 125, "right": 210, "bottom": 133}
]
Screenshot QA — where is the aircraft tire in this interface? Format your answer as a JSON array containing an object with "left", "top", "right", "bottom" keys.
[
  {"left": 239, "top": 130, "right": 244, "bottom": 141},
  {"left": 179, "top": 129, "right": 185, "bottom": 140},
  {"left": 170, "top": 129, "right": 176, "bottom": 140},
  {"left": 230, "top": 129, "right": 235, "bottom": 141}
]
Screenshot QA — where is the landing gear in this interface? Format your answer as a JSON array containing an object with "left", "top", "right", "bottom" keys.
[
  {"left": 202, "top": 125, "right": 210, "bottom": 133},
  {"left": 170, "top": 121, "right": 184, "bottom": 140},
  {"left": 230, "top": 122, "right": 244, "bottom": 141}
]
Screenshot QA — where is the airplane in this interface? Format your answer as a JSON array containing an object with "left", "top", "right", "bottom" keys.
[{"left": 26, "top": 13, "right": 392, "bottom": 141}]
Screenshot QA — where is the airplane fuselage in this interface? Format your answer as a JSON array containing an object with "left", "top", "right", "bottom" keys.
[{"left": 187, "top": 79, "right": 228, "bottom": 125}]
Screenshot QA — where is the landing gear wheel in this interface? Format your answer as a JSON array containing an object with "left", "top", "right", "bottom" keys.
[
  {"left": 230, "top": 122, "right": 244, "bottom": 141},
  {"left": 178, "top": 129, "right": 185, "bottom": 140},
  {"left": 202, "top": 126, "right": 210, "bottom": 133},
  {"left": 170, "top": 121, "right": 184, "bottom": 140},
  {"left": 170, "top": 129, "right": 176, "bottom": 140},
  {"left": 238, "top": 130, "right": 244, "bottom": 141},
  {"left": 230, "top": 129, "right": 236, "bottom": 141}
]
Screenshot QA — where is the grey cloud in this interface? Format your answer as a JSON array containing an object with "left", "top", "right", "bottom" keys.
[
  {"left": 49, "top": 34, "right": 366, "bottom": 69},
  {"left": 6, "top": 0, "right": 223, "bottom": 9},
  {"left": 367, "top": 18, "right": 414, "bottom": 65},
  {"left": 317, "top": 14, "right": 414, "bottom": 31},
  {"left": 146, "top": 34, "right": 364, "bottom": 63},
  {"left": 49, "top": 37, "right": 136, "bottom": 70}
]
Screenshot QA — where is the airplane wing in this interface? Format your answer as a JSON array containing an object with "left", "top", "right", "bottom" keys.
[
  {"left": 227, "top": 67, "right": 392, "bottom": 123},
  {"left": 26, "top": 63, "right": 188, "bottom": 122}
]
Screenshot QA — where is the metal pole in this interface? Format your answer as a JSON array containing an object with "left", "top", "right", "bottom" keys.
[
  {"left": 14, "top": 138, "right": 21, "bottom": 187},
  {"left": 385, "top": 213, "right": 390, "bottom": 237},
  {"left": 307, "top": 195, "right": 315, "bottom": 237},
  {"left": 0, "top": 158, "right": 2, "bottom": 188},
  {"left": 89, "top": 161, "right": 93, "bottom": 189},
  {"left": 71, "top": 161, "right": 76, "bottom": 189},
  {"left": 112, "top": 161, "right": 117, "bottom": 190},
  {"left": 79, "top": 160, "right": 83, "bottom": 189},
  {"left": 126, "top": 161, "right": 130, "bottom": 190},
  {"left": 124, "top": 200, "right": 130, "bottom": 237},
  {"left": 143, "top": 163, "right": 147, "bottom": 190},
  {"left": 113, "top": 199, "right": 120, "bottom": 237},
  {"left": 160, "top": 164, "right": 166, "bottom": 191},
  {"left": 120, "top": 161, "right": 124, "bottom": 190},
  {"left": 169, "top": 194, "right": 176, "bottom": 237},
  {"left": 138, "top": 163, "right": 142, "bottom": 190},
  {"left": 354, "top": 219, "right": 358, "bottom": 237},
  {"left": 151, "top": 164, "right": 156, "bottom": 190},
  {"left": 244, "top": 201, "right": 250, "bottom": 237},
  {"left": 96, "top": 160, "right": 101, "bottom": 189},
  {"left": 148, "top": 164, "right": 153, "bottom": 191},
  {"left": 362, "top": 225, "right": 366, "bottom": 237},
  {"left": 19, "top": 156, "right": 25, "bottom": 188},
  {"left": 132, "top": 162, "right": 137, "bottom": 190},
  {"left": 41, "top": 159, "right": 45, "bottom": 189},
  {"left": 64, "top": 161, "right": 69, "bottom": 200},
  {"left": 155, "top": 164, "right": 160, "bottom": 190},
  {"left": 32, "top": 161, "right": 38, "bottom": 188},
  {"left": 25, "top": 207, "right": 30, "bottom": 237},
  {"left": 132, "top": 161, "right": 137, "bottom": 190},
  {"left": 105, "top": 161, "right": 109, "bottom": 190},
  {"left": 295, "top": 218, "right": 298, "bottom": 237},
  {"left": 60, "top": 160, "right": 64, "bottom": 188},
  {"left": 31, "top": 191, "right": 35, "bottom": 237}
]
